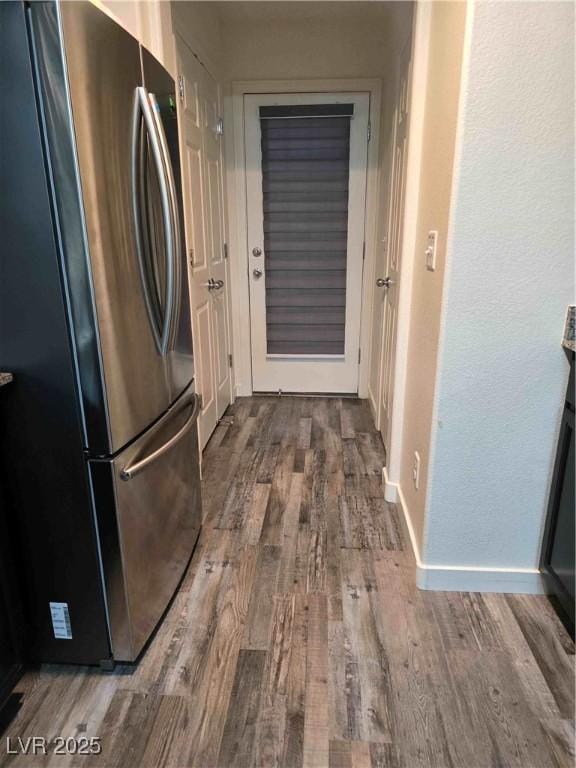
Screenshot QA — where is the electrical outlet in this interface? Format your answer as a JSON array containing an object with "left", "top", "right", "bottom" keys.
[
  {"left": 412, "top": 451, "right": 421, "bottom": 490},
  {"left": 425, "top": 230, "right": 438, "bottom": 271}
]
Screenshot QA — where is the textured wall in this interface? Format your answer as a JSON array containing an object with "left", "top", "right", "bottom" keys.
[
  {"left": 423, "top": 1, "right": 575, "bottom": 571},
  {"left": 399, "top": 1, "right": 467, "bottom": 552}
]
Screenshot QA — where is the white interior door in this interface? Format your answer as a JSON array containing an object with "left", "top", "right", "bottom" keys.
[
  {"left": 245, "top": 92, "right": 369, "bottom": 393},
  {"left": 368, "top": 130, "right": 393, "bottom": 424},
  {"left": 378, "top": 43, "right": 411, "bottom": 451},
  {"left": 177, "top": 39, "right": 232, "bottom": 449}
]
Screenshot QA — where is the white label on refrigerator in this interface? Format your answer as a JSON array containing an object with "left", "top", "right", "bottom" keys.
[{"left": 49, "top": 602, "right": 72, "bottom": 639}]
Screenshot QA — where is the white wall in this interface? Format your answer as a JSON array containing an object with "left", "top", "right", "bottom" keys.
[
  {"left": 219, "top": 2, "right": 398, "bottom": 82},
  {"left": 418, "top": 0, "right": 575, "bottom": 592},
  {"left": 399, "top": 1, "right": 467, "bottom": 553},
  {"left": 171, "top": 1, "right": 223, "bottom": 77}
]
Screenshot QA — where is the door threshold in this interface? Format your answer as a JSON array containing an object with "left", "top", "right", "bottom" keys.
[{"left": 252, "top": 391, "right": 359, "bottom": 399}]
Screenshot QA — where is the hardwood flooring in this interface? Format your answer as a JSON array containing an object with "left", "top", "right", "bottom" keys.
[{"left": 1, "top": 396, "right": 574, "bottom": 767}]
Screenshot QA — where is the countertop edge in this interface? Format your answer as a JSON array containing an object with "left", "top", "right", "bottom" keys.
[{"left": 0, "top": 372, "right": 14, "bottom": 387}]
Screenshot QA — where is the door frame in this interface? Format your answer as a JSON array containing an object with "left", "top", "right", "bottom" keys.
[
  {"left": 245, "top": 90, "right": 370, "bottom": 394},
  {"left": 226, "top": 78, "right": 382, "bottom": 397}
]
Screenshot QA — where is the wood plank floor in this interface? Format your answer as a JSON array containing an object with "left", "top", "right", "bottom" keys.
[{"left": 1, "top": 396, "right": 574, "bottom": 768}]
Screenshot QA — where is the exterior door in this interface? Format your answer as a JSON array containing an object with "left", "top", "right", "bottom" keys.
[
  {"left": 377, "top": 43, "right": 411, "bottom": 451},
  {"left": 245, "top": 92, "right": 369, "bottom": 393},
  {"left": 177, "top": 39, "right": 232, "bottom": 449}
]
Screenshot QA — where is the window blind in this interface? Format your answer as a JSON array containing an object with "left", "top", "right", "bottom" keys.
[{"left": 260, "top": 104, "right": 353, "bottom": 355}]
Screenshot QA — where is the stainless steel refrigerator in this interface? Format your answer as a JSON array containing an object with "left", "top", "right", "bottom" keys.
[{"left": 0, "top": 1, "right": 202, "bottom": 664}]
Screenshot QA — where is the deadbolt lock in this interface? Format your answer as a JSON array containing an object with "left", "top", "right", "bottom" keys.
[{"left": 252, "top": 247, "right": 262, "bottom": 257}]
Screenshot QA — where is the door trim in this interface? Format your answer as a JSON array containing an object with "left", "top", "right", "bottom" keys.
[{"left": 226, "top": 78, "right": 382, "bottom": 397}]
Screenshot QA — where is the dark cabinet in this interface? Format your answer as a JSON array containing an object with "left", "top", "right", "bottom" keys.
[
  {"left": 0, "top": 377, "right": 23, "bottom": 712},
  {"left": 0, "top": 593, "right": 22, "bottom": 712},
  {"left": 541, "top": 353, "right": 575, "bottom": 634},
  {"left": 0, "top": 491, "right": 23, "bottom": 712}
]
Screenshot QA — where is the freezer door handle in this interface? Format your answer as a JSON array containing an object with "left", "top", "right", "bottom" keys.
[
  {"left": 119, "top": 393, "right": 201, "bottom": 481},
  {"left": 131, "top": 87, "right": 175, "bottom": 356}
]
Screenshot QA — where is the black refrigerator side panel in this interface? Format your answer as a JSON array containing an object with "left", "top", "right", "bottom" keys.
[{"left": 0, "top": 2, "right": 110, "bottom": 664}]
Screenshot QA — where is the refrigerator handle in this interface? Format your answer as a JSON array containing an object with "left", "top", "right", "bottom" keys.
[
  {"left": 148, "top": 92, "right": 182, "bottom": 352},
  {"left": 131, "top": 90, "right": 161, "bottom": 353},
  {"left": 120, "top": 393, "right": 202, "bottom": 482},
  {"left": 132, "top": 87, "right": 175, "bottom": 356}
]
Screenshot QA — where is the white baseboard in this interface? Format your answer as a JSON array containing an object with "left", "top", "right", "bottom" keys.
[
  {"left": 416, "top": 564, "right": 546, "bottom": 594},
  {"left": 382, "top": 467, "right": 398, "bottom": 503},
  {"left": 235, "top": 382, "right": 252, "bottom": 398},
  {"left": 367, "top": 388, "right": 379, "bottom": 430},
  {"left": 393, "top": 481, "right": 546, "bottom": 595}
]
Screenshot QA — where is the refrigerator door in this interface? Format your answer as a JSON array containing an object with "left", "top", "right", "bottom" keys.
[
  {"left": 141, "top": 49, "right": 194, "bottom": 403},
  {"left": 57, "top": 2, "right": 176, "bottom": 453},
  {"left": 89, "top": 387, "right": 202, "bottom": 662}
]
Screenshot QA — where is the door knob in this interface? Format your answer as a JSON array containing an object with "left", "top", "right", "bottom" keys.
[
  {"left": 252, "top": 247, "right": 262, "bottom": 257},
  {"left": 376, "top": 277, "right": 396, "bottom": 288},
  {"left": 205, "top": 278, "right": 216, "bottom": 290},
  {"left": 253, "top": 268, "right": 263, "bottom": 279},
  {"left": 215, "top": 279, "right": 224, "bottom": 289}
]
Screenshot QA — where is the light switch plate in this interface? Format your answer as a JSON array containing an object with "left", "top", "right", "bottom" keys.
[
  {"left": 413, "top": 451, "right": 421, "bottom": 490},
  {"left": 425, "top": 230, "right": 438, "bottom": 271}
]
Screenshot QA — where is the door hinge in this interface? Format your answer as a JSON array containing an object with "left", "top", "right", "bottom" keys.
[
  {"left": 362, "top": 241, "right": 366, "bottom": 261},
  {"left": 367, "top": 121, "right": 371, "bottom": 142},
  {"left": 223, "top": 242, "right": 228, "bottom": 259},
  {"left": 228, "top": 353, "right": 233, "bottom": 368},
  {"left": 216, "top": 117, "right": 224, "bottom": 136},
  {"left": 358, "top": 348, "right": 361, "bottom": 364},
  {"left": 177, "top": 75, "right": 185, "bottom": 104}
]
